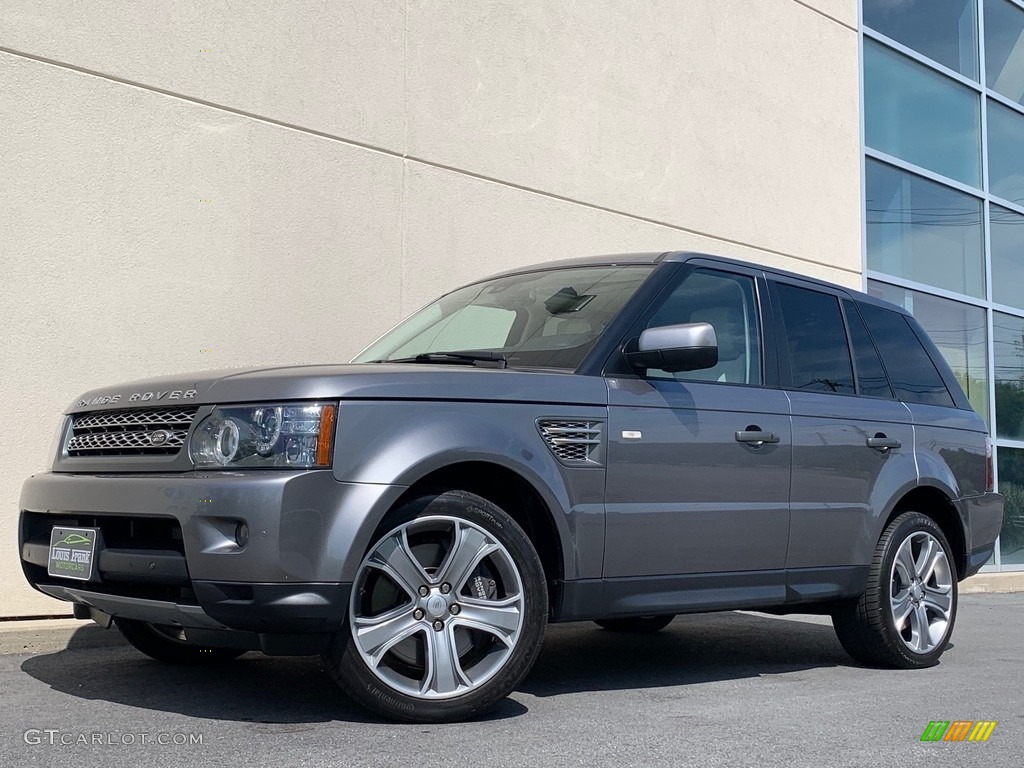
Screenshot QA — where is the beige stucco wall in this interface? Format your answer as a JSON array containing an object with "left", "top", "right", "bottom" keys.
[{"left": 0, "top": 0, "right": 860, "bottom": 617}]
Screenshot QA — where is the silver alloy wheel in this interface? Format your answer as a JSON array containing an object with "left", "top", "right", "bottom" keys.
[
  {"left": 888, "top": 531, "right": 954, "bottom": 654},
  {"left": 349, "top": 515, "right": 526, "bottom": 700}
]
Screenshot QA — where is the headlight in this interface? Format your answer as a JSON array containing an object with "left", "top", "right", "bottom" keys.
[{"left": 189, "top": 402, "right": 337, "bottom": 469}]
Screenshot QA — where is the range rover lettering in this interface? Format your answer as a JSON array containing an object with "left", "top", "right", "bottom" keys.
[{"left": 19, "top": 252, "right": 1003, "bottom": 723}]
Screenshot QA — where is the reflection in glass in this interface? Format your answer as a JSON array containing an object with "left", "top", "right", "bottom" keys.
[
  {"left": 869, "top": 281, "right": 989, "bottom": 421},
  {"left": 985, "top": 0, "right": 1024, "bottom": 105},
  {"left": 866, "top": 159, "right": 985, "bottom": 297},
  {"left": 996, "top": 447, "right": 1024, "bottom": 564},
  {"left": 991, "top": 205, "right": 1024, "bottom": 310},
  {"left": 987, "top": 101, "right": 1024, "bottom": 206},
  {"left": 994, "top": 312, "right": 1024, "bottom": 439},
  {"left": 865, "top": 40, "right": 982, "bottom": 186},
  {"left": 865, "top": 0, "right": 978, "bottom": 78}
]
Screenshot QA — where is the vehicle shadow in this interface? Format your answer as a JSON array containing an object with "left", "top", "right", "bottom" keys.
[
  {"left": 522, "top": 611, "right": 849, "bottom": 697},
  {"left": 19, "top": 611, "right": 851, "bottom": 724}
]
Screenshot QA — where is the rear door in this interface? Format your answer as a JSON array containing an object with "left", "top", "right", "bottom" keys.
[{"left": 771, "top": 280, "right": 915, "bottom": 590}]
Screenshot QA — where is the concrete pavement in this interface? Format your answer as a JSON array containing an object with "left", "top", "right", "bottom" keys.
[{"left": 1, "top": 593, "right": 1021, "bottom": 768}]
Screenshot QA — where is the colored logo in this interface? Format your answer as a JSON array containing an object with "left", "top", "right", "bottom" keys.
[
  {"left": 59, "top": 533, "right": 91, "bottom": 546},
  {"left": 921, "top": 721, "right": 997, "bottom": 742}
]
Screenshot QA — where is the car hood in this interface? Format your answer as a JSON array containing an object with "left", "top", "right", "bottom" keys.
[{"left": 66, "top": 363, "right": 608, "bottom": 413}]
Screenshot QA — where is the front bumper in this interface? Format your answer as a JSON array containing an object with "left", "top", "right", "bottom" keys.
[{"left": 19, "top": 469, "right": 406, "bottom": 635}]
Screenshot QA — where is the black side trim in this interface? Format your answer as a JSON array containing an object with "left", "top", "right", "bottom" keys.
[
  {"left": 785, "top": 566, "right": 869, "bottom": 602},
  {"left": 554, "top": 566, "right": 870, "bottom": 622},
  {"left": 554, "top": 571, "right": 787, "bottom": 622},
  {"left": 192, "top": 581, "right": 351, "bottom": 633}
]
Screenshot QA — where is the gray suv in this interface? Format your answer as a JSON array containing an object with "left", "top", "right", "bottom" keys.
[{"left": 19, "top": 252, "right": 1003, "bottom": 722}]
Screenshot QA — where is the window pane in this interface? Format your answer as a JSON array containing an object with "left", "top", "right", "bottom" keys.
[
  {"left": 984, "top": 0, "right": 1024, "bottom": 105},
  {"left": 996, "top": 447, "right": 1024, "bottom": 564},
  {"left": 843, "top": 300, "right": 895, "bottom": 398},
  {"left": 993, "top": 311, "right": 1024, "bottom": 438},
  {"left": 866, "top": 159, "right": 985, "bottom": 298},
  {"left": 865, "top": 40, "right": 982, "bottom": 186},
  {"left": 867, "top": 282, "right": 984, "bottom": 413},
  {"left": 354, "top": 265, "right": 654, "bottom": 370},
  {"left": 991, "top": 205, "right": 1024, "bottom": 310},
  {"left": 865, "top": 0, "right": 978, "bottom": 78},
  {"left": 987, "top": 101, "right": 1024, "bottom": 206},
  {"left": 775, "top": 284, "right": 854, "bottom": 394},
  {"left": 645, "top": 269, "right": 762, "bottom": 385}
]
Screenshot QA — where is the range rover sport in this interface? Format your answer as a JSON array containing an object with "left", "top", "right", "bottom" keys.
[{"left": 19, "top": 252, "right": 1003, "bottom": 722}]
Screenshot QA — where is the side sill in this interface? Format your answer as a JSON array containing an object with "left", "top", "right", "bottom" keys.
[{"left": 553, "top": 566, "right": 869, "bottom": 622}]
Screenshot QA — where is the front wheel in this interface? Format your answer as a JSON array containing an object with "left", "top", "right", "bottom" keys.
[
  {"left": 324, "top": 491, "right": 548, "bottom": 723},
  {"left": 832, "top": 511, "right": 957, "bottom": 669}
]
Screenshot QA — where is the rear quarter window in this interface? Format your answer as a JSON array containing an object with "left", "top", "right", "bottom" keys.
[
  {"left": 842, "top": 300, "right": 894, "bottom": 399},
  {"left": 858, "top": 302, "right": 955, "bottom": 407}
]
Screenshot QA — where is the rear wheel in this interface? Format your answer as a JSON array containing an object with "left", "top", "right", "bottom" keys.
[
  {"left": 324, "top": 491, "right": 548, "bottom": 723},
  {"left": 594, "top": 615, "right": 675, "bottom": 633},
  {"left": 116, "top": 619, "right": 245, "bottom": 664},
  {"left": 832, "top": 512, "right": 957, "bottom": 669}
]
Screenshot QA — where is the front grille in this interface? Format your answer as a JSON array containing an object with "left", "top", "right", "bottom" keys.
[
  {"left": 67, "top": 407, "right": 198, "bottom": 456},
  {"left": 538, "top": 420, "right": 603, "bottom": 465}
]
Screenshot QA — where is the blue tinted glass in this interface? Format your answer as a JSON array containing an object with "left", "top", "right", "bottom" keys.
[
  {"left": 866, "top": 159, "right": 985, "bottom": 297},
  {"left": 991, "top": 205, "right": 1024, "bottom": 309},
  {"left": 996, "top": 447, "right": 1024, "bottom": 563},
  {"left": 865, "top": 41, "right": 982, "bottom": 186},
  {"left": 868, "top": 281, "right": 986, "bottom": 416},
  {"left": 988, "top": 101, "right": 1024, "bottom": 206},
  {"left": 994, "top": 312, "right": 1024, "bottom": 439},
  {"left": 865, "top": 0, "right": 978, "bottom": 78},
  {"left": 984, "top": 0, "right": 1024, "bottom": 104}
]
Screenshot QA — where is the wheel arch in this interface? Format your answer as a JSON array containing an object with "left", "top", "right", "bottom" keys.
[
  {"left": 392, "top": 462, "right": 567, "bottom": 592},
  {"left": 882, "top": 484, "right": 968, "bottom": 579}
]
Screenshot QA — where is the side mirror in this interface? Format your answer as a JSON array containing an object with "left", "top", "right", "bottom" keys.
[{"left": 624, "top": 322, "right": 718, "bottom": 373}]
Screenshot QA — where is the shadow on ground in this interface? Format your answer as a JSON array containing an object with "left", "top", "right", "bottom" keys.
[{"left": 20, "top": 611, "right": 851, "bottom": 724}]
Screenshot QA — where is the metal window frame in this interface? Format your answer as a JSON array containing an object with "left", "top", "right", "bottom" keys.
[{"left": 860, "top": 0, "right": 1024, "bottom": 572}]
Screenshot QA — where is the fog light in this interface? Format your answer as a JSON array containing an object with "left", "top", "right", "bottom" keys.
[{"left": 234, "top": 522, "right": 249, "bottom": 548}]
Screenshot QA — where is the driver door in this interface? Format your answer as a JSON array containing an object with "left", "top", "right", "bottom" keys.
[{"left": 603, "top": 265, "right": 792, "bottom": 592}]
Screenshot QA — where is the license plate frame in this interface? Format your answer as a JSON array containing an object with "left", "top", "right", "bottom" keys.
[{"left": 47, "top": 526, "right": 99, "bottom": 581}]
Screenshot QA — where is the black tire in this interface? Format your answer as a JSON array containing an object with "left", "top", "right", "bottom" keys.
[
  {"left": 116, "top": 619, "right": 245, "bottom": 664},
  {"left": 594, "top": 615, "right": 675, "bottom": 633},
  {"left": 832, "top": 511, "right": 958, "bottom": 669},
  {"left": 323, "top": 490, "right": 548, "bottom": 723}
]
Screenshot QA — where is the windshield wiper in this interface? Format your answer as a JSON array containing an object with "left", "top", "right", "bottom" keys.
[{"left": 372, "top": 351, "right": 508, "bottom": 368}]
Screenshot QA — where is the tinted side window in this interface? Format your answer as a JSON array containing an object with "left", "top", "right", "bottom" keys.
[
  {"left": 775, "top": 284, "right": 855, "bottom": 394},
  {"left": 858, "top": 302, "right": 955, "bottom": 407},
  {"left": 645, "top": 269, "right": 762, "bottom": 385},
  {"left": 842, "top": 300, "right": 894, "bottom": 399}
]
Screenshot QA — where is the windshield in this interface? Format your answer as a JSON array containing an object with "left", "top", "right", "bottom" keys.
[{"left": 353, "top": 265, "right": 655, "bottom": 370}]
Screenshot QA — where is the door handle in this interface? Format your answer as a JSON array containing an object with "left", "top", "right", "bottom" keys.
[
  {"left": 867, "top": 434, "right": 901, "bottom": 452},
  {"left": 735, "top": 429, "right": 780, "bottom": 447}
]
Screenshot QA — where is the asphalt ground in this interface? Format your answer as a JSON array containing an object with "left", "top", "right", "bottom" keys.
[{"left": 1, "top": 593, "right": 1021, "bottom": 768}]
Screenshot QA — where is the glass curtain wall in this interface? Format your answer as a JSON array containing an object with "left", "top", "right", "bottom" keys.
[{"left": 863, "top": 0, "right": 1024, "bottom": 569}]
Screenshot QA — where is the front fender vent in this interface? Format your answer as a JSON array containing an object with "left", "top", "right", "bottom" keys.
[{"left": 537, "top": 420, "right": 603, "bottom": 466}]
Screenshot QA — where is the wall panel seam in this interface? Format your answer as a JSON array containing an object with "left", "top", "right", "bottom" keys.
[
  {"left": 0, "top": 45, "right": 859, "bottom": 277},
  {"left": 788, "top": 0, "right": 858, "bottom": 31}
]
